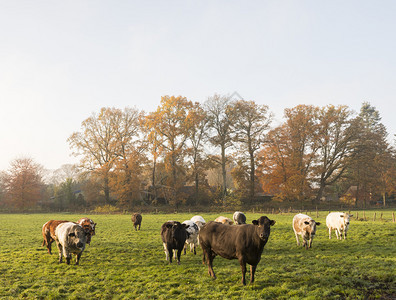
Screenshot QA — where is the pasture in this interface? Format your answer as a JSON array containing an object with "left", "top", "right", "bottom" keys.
[{"left": 0, "top": 211, "right": 395, "bottom": 299}]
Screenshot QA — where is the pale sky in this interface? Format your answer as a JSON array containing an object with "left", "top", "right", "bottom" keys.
[{"left": 1, "top": 1, "right": 395, "bottom": 171}]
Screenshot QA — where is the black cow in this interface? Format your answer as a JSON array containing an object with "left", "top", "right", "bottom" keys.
[
  {"left": 199, "top": 216, "right": 276, "bottom": 285},
  {"left": 160, "top": 221, "right": 189, "bottom": 264},
  {"left": 131, "top": 213, "right": 142, "bottom": 231}
]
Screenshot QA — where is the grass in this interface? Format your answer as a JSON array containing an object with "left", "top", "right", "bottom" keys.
[{"left": 0, "top": 211, "right": 395, "bottom": 299}]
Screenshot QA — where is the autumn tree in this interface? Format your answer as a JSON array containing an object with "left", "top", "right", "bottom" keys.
[
  {"left": 108, "top": 107, "right": 146, "bottom": 208},
  {"left": 258, "top": 105, "right": 318, "bottom": 204},
  {"left": 68, "top": 107, "right": 123, "bottom": 204},
  {"left": 145, "top": 96, "right": 195, "bottom": 206},
  {"left": 312, "top": 105, "right": 358, "bottom": 202},
  {"left": 204, "top": 94, "right": 233, "bottom": 200},
  {"left": 1, "top": 157, "right": 44, "bottom": 210},
  {"left": 228, "top": 100, "right": 272, "bottom": 202},
  {"left": 186, "top": 102, "right": 210, "bottom": 204}
]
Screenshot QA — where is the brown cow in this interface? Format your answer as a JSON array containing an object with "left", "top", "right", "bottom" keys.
[
  {"left": 131, "top": 213, "right": 142, "bottom": 231},
  {"left": 199, "top": 216, "right": 275, "bottom": 285},
  {"left": 77, "top": 218, "right": 96, "bottom": 244},
  {"left": 42, "top": 220, "right": 69, "bottom": 254}
]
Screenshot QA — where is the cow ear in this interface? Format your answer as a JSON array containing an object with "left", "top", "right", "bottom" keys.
[
  {"left": 340, "top": 215, "right": 344, "bottom": 218},
  {"left": 252, "top": 220, "right": 259, "bottom": 225},
  {"left": 270, "top": 220, "right": 276, "bottom": 226},
  {"left": 166, "top": 223, "right": 173, "bottom": 229},
  {"left": 349, "top": 215, "right": 353, "bottom": 217},
  {"left": 68, "top": 232, "right": 75, "bottom": 237},
  {"left": 182, "top": 224, "right": 190, "bottom": 229},
  {"left": 316, "top": 222, "right": 321, "bottom": 225},
  {"left": 304, "top": 221, "right": 310, "bottom": 225}
]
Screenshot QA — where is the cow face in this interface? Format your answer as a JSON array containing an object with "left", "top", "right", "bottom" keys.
[
  {"left": 68, "top": 226, "right": 87, "bottom": 250},
  {"left": 252, "top": 216, "right": 276, "bottom": 241},
  {"left": 340, "top": 214, "right": 352, "bottom": 230},
  {"left": 303, "top": 220, "right": 321, "bottom": 236}
]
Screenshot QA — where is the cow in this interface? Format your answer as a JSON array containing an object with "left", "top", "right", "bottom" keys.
[
  {"left": 214, "top": 216, "right": 233, "bottom": 225},
  {"left": 292, "top": 213, "right": 321, "bottom": 249},
  {"left": 77, "top": 217, "right": 96, "bottom": 244},
  {"left": 131, "top": 213, "right": 142, "bottom": 231},
  {"left": 326, "top": 212, "right": 353, "bottom": 240},
  {"left": 160, "top": 221, "right": 189, "bottom": 264},
  {"left": 182, "top": 220, "right": 199, "bottom": 255},
  {"left": 42, "top": 220, "right": 69, "bottom": 254},
  {"left": 55, "top": 222, "right": 87, "bottom": 265},
  {"left": 233, "top": 211, "right": 247, "bottom": 225},
  {"left": 191, "top": 215, "right": 206, "bottom": 230},
  {"left": 199, "top": 216, "right": 276, "bottom": 285}
]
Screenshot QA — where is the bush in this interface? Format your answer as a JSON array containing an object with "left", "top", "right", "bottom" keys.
[{"left": 92, "top": 204, "right": 119, "bottom": 214}]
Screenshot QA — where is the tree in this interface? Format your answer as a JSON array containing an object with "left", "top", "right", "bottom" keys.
[
  {"left": 2, "top": 157, "right": 44, "bottom": 210},
  {"left": 145, "top": 96, "right": 195, "bottom": 206},
  {"left": 258, "top": 105, "right": 318, "bottom": 203},
  {"left": 348, "top": 102, "right": 394, "bottom": 207},
  {"left": 68, "top": 107, "right": 123, "bottom": 204},
  {"left": 312, "top": 105, "right": 357, "bottom": 202},
  {"left": 108, "top": 107, "right": 146, "bottom": 208},
  {"left": 186, "top": 102, "right": 210, "bottom": 204},
  {"left": 204, "top": 94, "right": 233, "bottom": 200},
  {"left": 228, "top": 100, "right": 272, "bottom": 202}
]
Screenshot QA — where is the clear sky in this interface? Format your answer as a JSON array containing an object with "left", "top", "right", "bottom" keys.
[{"left": 1, "top": 1, "right": 395, "bottom": 171}]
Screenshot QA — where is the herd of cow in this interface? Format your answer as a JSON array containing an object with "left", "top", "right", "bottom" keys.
[{"left": 41, "top": 211, "right": 352, "bottom": 285}]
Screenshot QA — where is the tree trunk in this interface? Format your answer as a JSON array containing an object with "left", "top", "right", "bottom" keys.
[{"left": 221, "top": 144, "right": 227, "bottom": 201}]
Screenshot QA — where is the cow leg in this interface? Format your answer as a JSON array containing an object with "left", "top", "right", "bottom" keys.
[
  {"left": 176, "top": 248, "right": 182, "bottom": 265},
  {"left": 138, "top": 224, "right": 141, "bottom": 230},
  {"left": 56, "top": 241, "right": 63, "bottom": 263},
  {"left": 163, "top": 243, "right": 169, "bottom": 262},
  {"left": 183, "top": 243, "right": 187, "bottom": 255},
  {"left": 335, "top": 229, "right": 340, "bottom": 240},
  {"left": 193, "top": 244, "right": 196, "bottom": 255},
  {"left": 294, "top": 232, "right": 300, "bottom": 246},
  {"left": 76, "top": 252, "right": 82, "bottom": 265},
  {"left": 207, "top": 253, "right": 216, "bottom": 279},
  {"left": 250, "top": 265, "right": 257, "bottom": 283},
  {"left": 238, "top": 257, "right": 247, "bottom": 285},
  {"left": 328, "top": 227, "right": 332, "bottom": 239}
]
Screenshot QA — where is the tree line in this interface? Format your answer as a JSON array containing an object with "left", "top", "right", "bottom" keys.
[{"left": 1, "top": 95, "right": 395, "bottom": 211}]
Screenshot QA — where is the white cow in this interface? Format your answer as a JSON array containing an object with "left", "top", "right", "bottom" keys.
[
  {"left": 182, "top": 220, "right": 199, "bottom": 255},
  {"left": 190, "top": 215, "right": 206, "bottom": 230},
  {"left": 326, "top": 212, "right": 353, "bottom": 240},
  {"left": 55, "top": 222, "right": 87, "bottom": 265},
  {"left": 233, "top": 211, "right": 247, "bottom": 225},
  {"left": 292, "top": 213, "right": 321, "bottom": 249}
]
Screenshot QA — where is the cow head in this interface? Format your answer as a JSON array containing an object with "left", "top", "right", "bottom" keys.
[
  {"left": 303, "top": 219, "right": 321, "bottom": 235},
  {"left": 68, "top": 225, "right": 87, "bottom": 250},
  {"left": 252, "top": 216, "right": 276, "bottom": 241},
  {"left": 340, "top": 214, "right": 352, "bottom": 230}
]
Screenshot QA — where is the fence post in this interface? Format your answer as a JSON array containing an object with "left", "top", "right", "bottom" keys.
[
  {"left": 316, "top": 207, "right": 319, "bottom": 218},
  {"left": 373, "top": 212, "right": 376, "bottom": 222},
  {"left": 392, "top": 212, "right": 395, "bottom": 223},
  {"left": 356, "top": 211, "right": 359, "bottom": 220},
  {"left": 363, "top": 211, "right": 366, "bottom": 220},
  {"left": 380, "top": 212, "right": 383, "bottom": 220}
]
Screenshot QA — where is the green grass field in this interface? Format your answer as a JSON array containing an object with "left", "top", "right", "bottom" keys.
[{"left": 0, "top": 211, "right": 395, "bottom": 299}]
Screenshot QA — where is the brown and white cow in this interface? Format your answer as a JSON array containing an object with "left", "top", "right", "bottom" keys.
[
  {"left": 199, "top": 216, "right": 276, "bottom": 285},
  {"left": 214, "top": 216, "right": 233, "bottom": 225},
  {"left": 292, "top": 213, "right": 321, "bottom": 249},
  {"left": 77, "top": 217, "right": 96, "bottom": 244},
  {"left": 55, "top": 222, "right": 87, "bottom": 265}
]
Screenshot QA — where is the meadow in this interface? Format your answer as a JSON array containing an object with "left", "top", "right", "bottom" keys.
[{"left": 0, "top": 211, "right": 395, "bottom": 299}]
